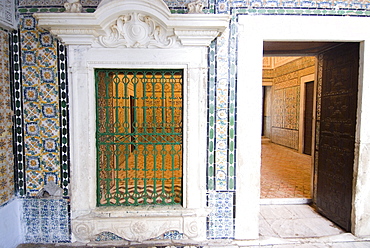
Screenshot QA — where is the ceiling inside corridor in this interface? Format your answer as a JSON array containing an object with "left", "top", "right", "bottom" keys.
[{"left": 263, "top": 41, "right": 344, "bottom": 56}]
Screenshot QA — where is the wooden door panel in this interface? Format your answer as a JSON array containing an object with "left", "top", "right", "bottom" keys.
[
  {"left": 315, "top": 43, "right": 359, "bottom": 231},
  {"left": 304, "top": 81, "right": 314, "bottom": 155}
]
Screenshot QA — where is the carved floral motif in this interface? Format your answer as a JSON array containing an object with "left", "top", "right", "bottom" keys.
[
  {"left": 64, "top": 0, "right": 82, "bottom": 13},
  {"left": 187, "top": 0, "right": 205, "bottom": 14},
  {"left": 99, "top": 13, "right": 177, "bottom": 48}
]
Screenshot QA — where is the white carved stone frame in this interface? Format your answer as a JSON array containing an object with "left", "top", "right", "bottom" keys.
[{"left": 35, "top": 0, "right": 229, "bottom": 243}]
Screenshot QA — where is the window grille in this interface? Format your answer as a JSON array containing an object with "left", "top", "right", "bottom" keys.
[{"left": 95, "top": 69, "right": 183, "bottom": 206}]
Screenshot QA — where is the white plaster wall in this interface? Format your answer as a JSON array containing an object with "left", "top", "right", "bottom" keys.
[
  {"left": 237, "top": 15, "right": 370, "bottom": 238},
  {"left": 0, "top": 199, "right": 22, "bottom": 248}
]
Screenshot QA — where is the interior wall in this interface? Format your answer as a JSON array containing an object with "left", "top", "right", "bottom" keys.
[
  {"left": 0, "top": 28, "right": 13, "bottom": 207},
  {"left": 0, "top": 199, "right": 22, "bottom": 248},
  {"left": 8, "top": 0, "right": 370, "bottom": 245},
  {"left": 0, "top": 27, "right": 21, "bottom": 248},
  {"left": 264, "top": 57, "right": 316, "bottom": 150}
]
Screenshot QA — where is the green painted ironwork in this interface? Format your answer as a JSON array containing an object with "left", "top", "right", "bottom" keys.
[{"left": 95, "top": 69, "right": 183, "bottom": 206}]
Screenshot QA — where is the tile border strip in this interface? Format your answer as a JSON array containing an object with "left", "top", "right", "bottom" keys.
[
  {"left": 57, "top": 41, "right": 70, "bottom": 196},
  {"left": 11, "top": 29, "right": 26, "bottom": 196}
]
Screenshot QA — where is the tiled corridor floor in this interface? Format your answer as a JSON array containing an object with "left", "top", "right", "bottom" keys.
[{"left": 261, "top": 141, "right": 312, "bottom": 199}]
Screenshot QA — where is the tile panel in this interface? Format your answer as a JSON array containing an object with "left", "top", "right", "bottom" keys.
[{"left": 0, "top": 28, "right": 14, "bottom": 205}]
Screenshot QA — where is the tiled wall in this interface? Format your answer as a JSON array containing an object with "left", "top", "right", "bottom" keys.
[
  {"left": 22, "top": 198, "right": 69, "bottom": 243},
  {"left": 269, "top": 57, "right": 315, "bottom": 150},
  {"left": 0, "top": 28, "right": 14, "bottom": 206},
  {"left": 20, "top": 15, "right": 61, "bottom": 196},
  {"left": 14, "top": 0, "right": 370, "bottom": 243}
]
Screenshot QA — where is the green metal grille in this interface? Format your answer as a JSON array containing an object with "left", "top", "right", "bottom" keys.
[{"left": 96, "top": 69, "right": 183, "bottom": 206}]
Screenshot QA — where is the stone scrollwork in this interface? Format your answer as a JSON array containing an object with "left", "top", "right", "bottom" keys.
[
  {"left": 99, "top": 13, "right": 178, "bottom": 48},
  {"left": 185, "top": 220, "right": 199, "bottom": 238},
  {"left": 73, "top": 223, "right": 91, "bottom": 241},
  {"left": 187, "top": 0, "right": 205, "bottom": 14},
  {"left": 64, "top": 0, "right": 83, "bottom": 13}
]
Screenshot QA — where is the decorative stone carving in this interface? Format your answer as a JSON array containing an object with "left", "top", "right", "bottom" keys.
[
  {"left": 72, "top": 215, "right": 205, "bottom": 243},
  {"left": 74, "top": 223, "right": 91, "bottom": 241},
  {"left": 187, "top": 0, "right": 205, "bottom": 14},
  {"left": 99, "top": 13, "right": 177, "bottom": 48},
  {"left": 64, "top": 0, "right": 82, "bottom": 13},
  {"left": 0, "top": 0, "right": 16, "bottom": 29},
  {"left": 185, "top": 220, "right": 199, "bottom": 238},
  {"left": 35, "top": 0, "right": 229, "bottom": 47}
]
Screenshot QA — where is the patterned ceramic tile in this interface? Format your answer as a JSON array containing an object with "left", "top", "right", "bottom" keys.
[
  {"left": 12, "top": 0, "right": 370, "bottom": 244},
  {"left": 0, "top": 29, "right": 13, "bottom": 206},
  {"left": 19, "top": 15, "right": 61, "bottom": 196},
  {"left": 18, "top": 0, "right": 209, "bottom": 7},
  {"left": 266, "top": 57, "right": 315, "bottom": 149},
  {"left": 207, "top": 40, "right": 217, "bottom": 191},
  {"left": 22, "top": 198, "right": 70, "bottom": 243},
  {"left": 95, "top": 231, "right": 124, "bottom": 241},
  {"left": 207, "top": 192, "right": 235, "bottom": 239},
  {"left": 214, "top": 29, "right": 230, "bottom": 192},
  {"left": 57, "top": 42, "right": 70, "bottom": 196}
]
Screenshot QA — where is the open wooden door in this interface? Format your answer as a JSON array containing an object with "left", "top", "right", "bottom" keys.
[{"left": 315, "top": 43, "right": 359, "bottom": 232}]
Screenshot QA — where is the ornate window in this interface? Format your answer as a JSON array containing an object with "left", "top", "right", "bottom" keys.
[
  {"left": 96, "top": 69, "right": 183, "bottom": 206},
  {"left": 35, "top": 0, "right": 229, "bottom": 242}
]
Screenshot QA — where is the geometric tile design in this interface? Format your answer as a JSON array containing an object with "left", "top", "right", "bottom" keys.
[
  {"left": 95, "top": 232, "right": 124, "bottom": 242},
  {"left": 22, "top": 198, "right": 70, "bottom": 243},
  {"left": 157, "top": 230, "right": 184, "bottom": 240},
  {"left": 95, "top": 230, "right": 185, "bottom": 242},
  {"left": 214, "top": 28, "right": 231, "bottom": 192},
  {"left": 20, "top": 15, "right": 61, "bottom": 196},
  {"left": 207, "top": 40, "right": 217, "bottom": 191},
  {"left": 11, "top": 29, "right": 27, "bottom": 196},
  {"left": 57, "top": 42, "right": 70, "bottom": 196},
  {"left": 207, "top": 192, "right": 235, "bottom": 239},
  {"left": 18, "top": 0, "right": 209, "bottom": 8},
  {"left": 13, "top": 0, "right": 370, "bottom": 243},
  {"left": 206, "top": 11, "right": 236, "bottom": 239},
  {"left": 0, "top": 28, "right": 14, "bottom": 206},
  {"left": 206, "top": 37, "right": 236, "bottom": 239},
  {"left": 18, "top": 0, "right": 370, "bottom": 16},
  {"left": 18, "top": 0, "right": 370, "bottom": 11},
  {"left": 268, "top": 57, "right": 315, "bottom": 149}
]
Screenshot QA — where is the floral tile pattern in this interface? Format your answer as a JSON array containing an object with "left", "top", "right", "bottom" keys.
[
  {"left": 207, "top": 192, "right": 235, "bottom": 238},
  {"left": 0, "top": 28, "right": 14, "bottom": 206}
]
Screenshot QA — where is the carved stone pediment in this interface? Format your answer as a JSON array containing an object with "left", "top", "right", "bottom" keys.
[
  {"left": 34, "top": 0, "right": 229, "bottom": 47},
  {"left": 99, "top": 12, "right": 178, "bottom": 48}
]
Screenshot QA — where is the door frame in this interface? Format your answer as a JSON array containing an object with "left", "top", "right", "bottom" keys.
[{"left": 237, "top": 15, "right": 370, "bottom": 239}]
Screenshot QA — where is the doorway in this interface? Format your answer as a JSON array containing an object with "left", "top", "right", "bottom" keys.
[
  {"left": 262, "top": 42, "right": 360, "bottom": 232},
  {"left": 260, "top": 56, "right": 314, "bottom": 201}
]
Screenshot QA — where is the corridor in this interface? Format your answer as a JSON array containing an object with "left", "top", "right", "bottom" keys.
[{"left": 261, "top": 141, "right": 312, "bottom": 199}]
